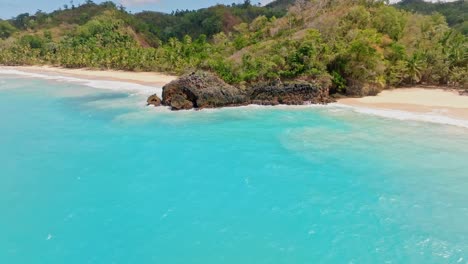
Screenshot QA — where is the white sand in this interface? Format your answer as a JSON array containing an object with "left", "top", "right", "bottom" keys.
[
  {"left": 0, "top": 66, "right": 177, "bottom": 86},
  {"left": 338, "top": 88, "right": 468, "bottom": 120}
]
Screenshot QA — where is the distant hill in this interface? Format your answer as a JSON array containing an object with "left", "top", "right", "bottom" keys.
[
  {"left": 266, "top": 0, "right": 296, "bottom": 10},
  {"left": 395, "top": 0, "right": 467, "bottom": 34},
  {"left": 134, "top": 3, "right": 285, "bottom": 43},
  {"left": 9, "top": 1, "right": 120, "bottom": 30},
  {"left": 2, "top": 1, "right": 286, "bottom": 46}
]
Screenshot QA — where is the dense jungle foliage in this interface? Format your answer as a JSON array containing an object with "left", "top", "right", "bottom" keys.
[{"left": 0, "top": 0, "right": 466, "bottom": 95}]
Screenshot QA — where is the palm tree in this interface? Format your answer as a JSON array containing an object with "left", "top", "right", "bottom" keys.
[{"left": 406, "top": 54, "right": 423, "bottom": 84}]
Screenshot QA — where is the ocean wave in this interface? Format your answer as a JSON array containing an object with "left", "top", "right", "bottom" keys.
[
  {"left": 186, "top": 103, "right": 331, "bottom": 113},
  {"left": 147, "top": 102, "right": 468, "bottom": 128},
  {"left": 0, "top": 69, "right": 162, "bottom": 97},
  {"left": 332, "top": 103, "right": 468, "bottom": 129}
]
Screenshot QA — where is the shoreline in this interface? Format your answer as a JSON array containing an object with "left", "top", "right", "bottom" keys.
[
  {"left": 1, "top": 65, "right": 467, "bottom": 127},
  {"left": 0, "top": 65, "right": 178, "bottom": 87},
  {"left": 338, "top": 88, "right": 468, "bottom": 121}
]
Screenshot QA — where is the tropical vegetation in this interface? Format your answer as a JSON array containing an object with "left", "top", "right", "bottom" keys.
[
  {"left": 0, "top": 0, "right": 466, "bottom": 95},
  {"left": 396, "top": 0, "right": 467, "bottom": 35}
]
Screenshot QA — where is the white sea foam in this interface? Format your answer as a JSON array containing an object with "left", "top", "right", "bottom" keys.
[
  {"left": 0, "top": 69, "right": 162, "bottom": 97},
  {"left": 146, "top": 101, "right": 468, "bottom": 128},
  {"left": 332, "top": 103, "right": 468, "bottom": 129},
  {"left": 191, "top": 103, "right": 329, "bottom": 113}
]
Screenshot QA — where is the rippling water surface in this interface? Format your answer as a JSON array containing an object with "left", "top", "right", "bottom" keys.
[{"left": 0, "top": 75, "right": 467, "bottom": 264}]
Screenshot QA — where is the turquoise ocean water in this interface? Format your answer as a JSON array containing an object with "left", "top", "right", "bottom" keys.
[{"left": 0, "top": 73, "right": 467, "bottom": 263}]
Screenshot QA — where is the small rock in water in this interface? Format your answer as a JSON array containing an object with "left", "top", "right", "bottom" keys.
[{"left": 147, "top": 94, "right": 162, "bottom": 107}]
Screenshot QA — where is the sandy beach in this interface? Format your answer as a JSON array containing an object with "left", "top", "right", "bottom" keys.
[
  {"left": 0, "top": 66, "right": 178, "bottom": 87},
  {"left": 338, "top": 88, "right": 468, "bottom": 121}
]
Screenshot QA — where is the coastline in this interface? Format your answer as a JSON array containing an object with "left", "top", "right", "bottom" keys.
[
  {"left": 0, "top": 66, "right": 178, "bottom": 87},
  {"left": 338, "top": 88, "right": 468, "bottom": 121},
  {"left": 1, "top": 65, "right": 467, "bottom": 127}
]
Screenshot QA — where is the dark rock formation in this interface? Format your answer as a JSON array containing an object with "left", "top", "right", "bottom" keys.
[
  {"left": 249, "top": 81, "right": 334, "bottom": 105},
  {"left": 154, "top": 71, "right": 334, "bottom": 110},
  {"left": 162, "top": 71, "right": 247, "bottom": 110},
  {"left": 147, "top": 94, "right": 162, "bottom": 107}
]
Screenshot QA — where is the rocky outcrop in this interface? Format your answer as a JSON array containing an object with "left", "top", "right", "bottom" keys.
[
  {"left": 161, "top": 71, "right": 247, "bottom": 110},
  {"left": 153, "top": 72, "right": 334, "bottom": 110},
  {"left": 147, "top": 94, "right": 162, "bottom": 107},
  {"left": 249, "top": 81, "right": 334, "bottom": 105}
]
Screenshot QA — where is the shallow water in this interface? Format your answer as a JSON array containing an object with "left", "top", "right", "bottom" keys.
[{"left": 0, "top": 75, "right": 467, "bottom": 264}]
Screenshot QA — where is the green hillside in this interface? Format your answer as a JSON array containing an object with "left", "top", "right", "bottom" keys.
[
  {"left": 0, "top": 0, "right": 466, "bottom": 94},
  {"left": 396, "top": 0, "right": 467, "bottom": 35},
  {"left": 134, "top": 3, "right": 285, "bottom": 44},
  {"left": 0, "top": 1, "right": 284, "bottom": 46},
  {"left": 267, "top": 0, "right": 468, "bottom": 35}
]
